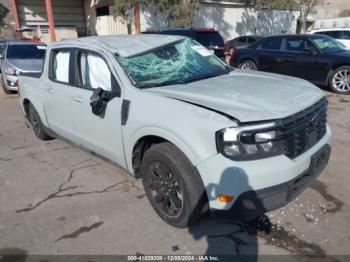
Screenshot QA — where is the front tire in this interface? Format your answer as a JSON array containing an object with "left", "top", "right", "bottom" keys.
[
  {"left": 28, "top": 103, "right": 53, "bottom": 140},
  {"left": 329, "top": 66, "right": 350, "bottom": 95},
  {"left": 141, "top": 142, "right": 208, "bottom": 228},
  {"left": 238, "top": 60, "right": 257, "bottom": 71}
]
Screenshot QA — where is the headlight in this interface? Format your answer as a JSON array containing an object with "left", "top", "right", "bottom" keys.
[
  {"left": 4, "top": 67, "right": 16, "bottom": 75},
  {"left": 216, "top": 122, "right": 284, "bottom": 161}
]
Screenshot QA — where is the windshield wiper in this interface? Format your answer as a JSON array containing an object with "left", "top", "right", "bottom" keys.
[{"left": 136, "top": 79, "right": 182, "bottom": 89}]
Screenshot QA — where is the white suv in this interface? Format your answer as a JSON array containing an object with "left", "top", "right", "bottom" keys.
[{"left": 310, "top": 28, "right": 350, "bottom": 49}]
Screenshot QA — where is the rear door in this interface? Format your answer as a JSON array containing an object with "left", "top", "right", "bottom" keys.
[
  {"left": 255, "top": 37, "right": 284, "bottom": 73},
  {"left": 43, "top": 48, "right": 77, "bottom": 142},
  {"left": 69, "top": 49, "right": 126, "bottom": 166}
]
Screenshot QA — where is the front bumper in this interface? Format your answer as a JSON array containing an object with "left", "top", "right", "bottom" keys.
[
  {"left": 3, "top": 74, "right": 18, "bottom": 91},
  {"left": 196, "top": 125, "right": 332, "bottom": 213},
  {"left": 212, "top": 144, "right": 331, "bottom": 221}
]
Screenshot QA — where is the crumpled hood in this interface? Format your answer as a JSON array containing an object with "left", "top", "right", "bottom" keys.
[
  {"left": 145, "top": 70, "right": 324, "bottom": 122},
  {"left": 5, "top": 59, "right": 43, "bottom": 73}
]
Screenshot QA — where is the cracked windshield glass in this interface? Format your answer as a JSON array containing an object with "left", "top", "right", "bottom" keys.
[{"left": 116, "top": 38, "right": 229, "bottom": 88}]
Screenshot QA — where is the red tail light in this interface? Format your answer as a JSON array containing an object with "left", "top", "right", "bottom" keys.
[
  {"left": 224, "top": 42, "right": 228, "bottom": 53},
  {"left": 229, "top": 48, "right": 237, "bottom": 60}
]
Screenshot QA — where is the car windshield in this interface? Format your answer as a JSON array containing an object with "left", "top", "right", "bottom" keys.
[
  {"left": 6, "top": 44, "right": 46, "bottom": 59},
  {"left": 311, "top": 36, "right": 347, "bottom": 53},
  {"left": 116, "top": 38, "right": 229, "bottom": 88}
]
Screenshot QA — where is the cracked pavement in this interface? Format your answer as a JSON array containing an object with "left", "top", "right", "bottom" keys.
[{"left": 0, "top": 89, "right": 349, "bottom": 259}]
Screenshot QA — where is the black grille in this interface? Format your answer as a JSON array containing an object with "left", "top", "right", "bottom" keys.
[{"left": 279, "top": 97, "right": 328, "bottom": 159}]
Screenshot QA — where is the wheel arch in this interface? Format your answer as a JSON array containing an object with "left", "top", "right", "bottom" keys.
[
  {"left": 238, "top": 56, "right": 258, "bottom": 68},
  {"left": 127, "top": 127, "right": 201, "bottom": 178},
  {"left": 326, "top": 63, "right": 350, "bottom": 85},
  {"left": 21, "top": 97, "right": 49, "bottom": 127}
]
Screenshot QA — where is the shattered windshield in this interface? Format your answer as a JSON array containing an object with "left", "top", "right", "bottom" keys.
[{"left": 116, "top": 38, "right": 229, "bottom": 88}]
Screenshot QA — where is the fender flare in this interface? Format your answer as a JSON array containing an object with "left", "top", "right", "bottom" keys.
[
  {"left": 125, "top": 126, "right": 201, "bottom": 175},
  {"left": 22, "top": 95, "right": 49, "bottom": 127}
]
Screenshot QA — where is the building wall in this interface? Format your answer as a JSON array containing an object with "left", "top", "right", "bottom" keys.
[
  {"left": 313, "top": 17, "right": 350, "bottom": 30},
  {"left": 16, "top": 0, "right": 85, "bottom": 27},
  {"left": 140, "top": 2, "right": 299, "bottom": 40},
  {"left": 16, "top": 0, "right": 86, "bottom": 42},
  {"left": 195, "top": 3, "right": 299, "bottom": 39},
  {"left": 84, "top": 0, "right": 129, "bottom": 36}
]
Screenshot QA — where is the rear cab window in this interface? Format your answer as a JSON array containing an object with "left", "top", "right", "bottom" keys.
[{"left": 51, "top": 49, "right": 70, "bottom": 83}]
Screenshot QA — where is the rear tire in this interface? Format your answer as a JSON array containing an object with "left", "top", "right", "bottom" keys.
[
  {"left": 329, "top": 66, "right": 350, "bottom": 95},
  {"left": 28, "top": 103, "right": 53, "bottom": 140},
  {"left": 141, "top": 142, "right": 208, "bottom": 228},
  {"left": 238, "top": 60, "right": 257, "bottom": 71}
]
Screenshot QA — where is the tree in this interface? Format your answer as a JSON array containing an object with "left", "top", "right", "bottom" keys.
[
  {"left": 254, "top": 0, "right": 296, "bottom": 10},
  {"left": 294, "top": 0, "right": 320, "bottom": 33},
  {"left": 114, "top": 0, "right": 200, "bottom": 29}
]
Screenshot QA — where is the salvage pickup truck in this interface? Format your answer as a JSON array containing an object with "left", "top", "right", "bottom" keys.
[{"left": 19, "top": 35, "right": 331, "bottom": 228}]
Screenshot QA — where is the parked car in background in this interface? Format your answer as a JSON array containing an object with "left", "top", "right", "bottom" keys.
[
  {"left": 19, "top": 35, "right": 331, "bottom": 227},
  {"left": 225, "top": 35, "right": 264, "bottom": 54},
  {"left": 310, "top": 28, "right": 350, "bottom": 49},
  {"left": 230, "top": 34, "right": 350, "bottom": 94},
  {"left": 0, "top": 41, "right": 46, "bottom": 94},
  {"left": 157, "top": 28, "right": 226, "bottom": 60}
]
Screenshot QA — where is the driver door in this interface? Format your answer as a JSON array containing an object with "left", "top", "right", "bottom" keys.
[{"left": 70, "top": 49, "right": 125, "bottom": 167}]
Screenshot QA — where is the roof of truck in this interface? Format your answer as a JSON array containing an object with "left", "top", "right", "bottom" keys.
[{"left": 50, "top": 34, "right": 186, "bottom": 57}]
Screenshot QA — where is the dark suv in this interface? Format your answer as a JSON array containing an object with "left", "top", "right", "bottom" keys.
[{"left": 156, "top": 28, "right": 225, "bottom": 60}]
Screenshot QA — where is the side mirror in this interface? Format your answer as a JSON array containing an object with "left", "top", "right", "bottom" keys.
[{"left": 90, "top": 87, "right": 119, "bottom": 117}]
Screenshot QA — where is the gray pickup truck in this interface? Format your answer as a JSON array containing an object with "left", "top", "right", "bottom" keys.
[{"left": 19, "top": 35, "right": 331, "bottom": 228}]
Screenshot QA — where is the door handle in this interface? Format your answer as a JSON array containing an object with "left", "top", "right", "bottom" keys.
[
  {"left": 71, "top": 95, "right": 83, "bottom": 103},
  {"left": 45, "top": 87, "right": 53, "bottom": 94}
]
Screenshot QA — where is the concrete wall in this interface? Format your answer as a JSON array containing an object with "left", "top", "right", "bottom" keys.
[
  {"left": 16, "top": 0, "right": 85, "bottom": 27},
  {"left": 314, "top": 17, "right": 350, "bottom": 30},
  {"left": 84, "top": 0, "right": 129, "bottom": 36},
  {"left": 140, "top": 3, "right": 299, "bottom": 41}
]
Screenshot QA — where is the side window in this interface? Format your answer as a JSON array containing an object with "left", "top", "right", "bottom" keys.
[
  {"left": 328, "top": 31, "right": 341, "bottom": 38},
  {"left": 260, "top": 38, "right": 282, "bottom": 51},
  {"left": 247, "top": 37, "right": 256, "bottom": 44},
  {"left": 79, "top": 52, "right": 112, "bottom": 91},
  {"left": 316, "top": 31, "right": 329, "bottom": 36},
  {"left": 52, "top": 50, "right": 70, "bottom": 83},
  {"left": 285, "top": 38, "right": 309, "bottom": 52},
  {"left": 238, "top": 37, "right": 246, "bottom": 44},
  {"left": 341, "top": 31, "right": 350, "bottom": 40}
]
